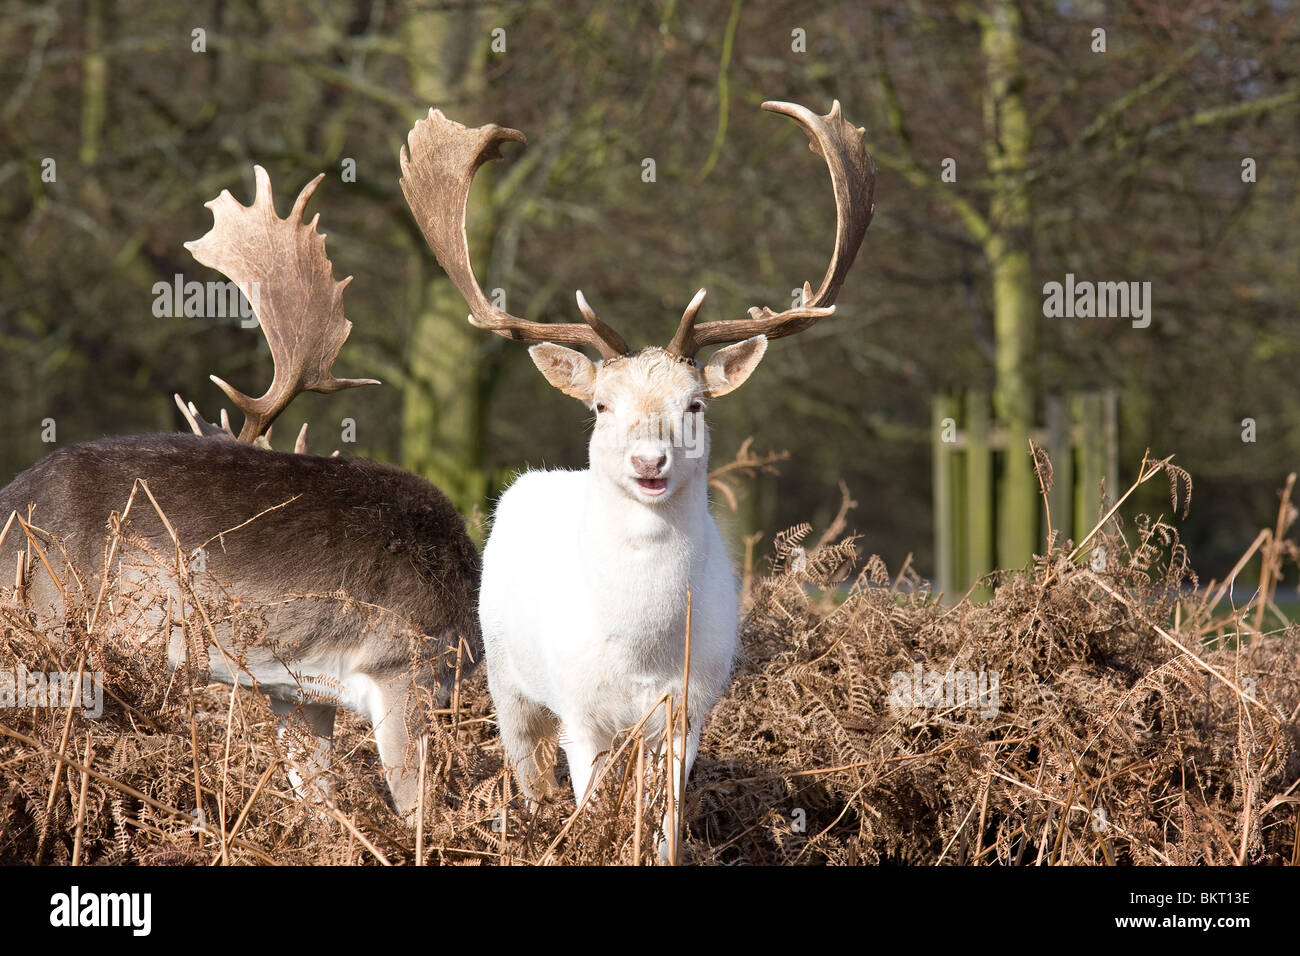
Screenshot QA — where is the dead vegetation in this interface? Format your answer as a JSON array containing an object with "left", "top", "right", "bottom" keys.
[{"left": 1, "top": 453, "right": 1297, "bottom": 865}]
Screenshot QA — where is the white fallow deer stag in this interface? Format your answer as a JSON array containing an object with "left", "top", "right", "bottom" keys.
[
  {"left": 399, "top": 99, "right": 875, "bottom": 860},
  {"left": 0, "top": 167, "right": 482, "bottom": 818}
]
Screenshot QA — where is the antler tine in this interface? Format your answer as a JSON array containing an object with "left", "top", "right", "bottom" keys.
[
  {"left": 666, "top": 288, "right": 708, "bottom": 358},
  {"left": 184, "top": 166, "right": 380, "bottom": 442},
  {"left": 574, "top": 290, "right": 631, "bottom": 357},
  {"left": 400, "top": 108, "right": 630, "bottom": 360},
  {"left": 668, "top": 99, "right": 876, "bottom": 359},
  {"left": 174, "top": 393, "right": 235, "bottom": 439}
]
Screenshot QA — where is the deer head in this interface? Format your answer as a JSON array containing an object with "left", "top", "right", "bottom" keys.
[
  {"left": 399, "top": 100, "right": 875, "bottom": 504},
  {"left": 176, "top": 167, "right": 379, "bottom": 450}
]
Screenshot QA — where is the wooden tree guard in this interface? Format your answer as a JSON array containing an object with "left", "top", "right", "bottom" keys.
[{"left": 932, "top": 389, "right": 1117, "bottom": 600}]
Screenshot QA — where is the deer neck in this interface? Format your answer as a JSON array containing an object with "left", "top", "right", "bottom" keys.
[
  {"left": 580, "top": 462, "right": 711, "bottom": 562},
  {"left": 578, "top": 463, "right": 711, "bottom": 656}
]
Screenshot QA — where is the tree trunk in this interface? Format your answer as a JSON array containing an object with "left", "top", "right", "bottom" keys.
[
  {"left": 401, "top": 9, "right": 493, "bottom": 512},
  {"left": 980, "top": 0, "right": 1037, "bottom": 571}
]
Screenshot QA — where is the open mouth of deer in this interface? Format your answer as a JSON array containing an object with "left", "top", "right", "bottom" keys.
[{"left": 634, "top": 477, "right": 668, "bottom": 496}]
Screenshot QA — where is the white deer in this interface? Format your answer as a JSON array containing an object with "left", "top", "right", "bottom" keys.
[{"left": 399, "top": 99, "right": 875, "bottom": 857}]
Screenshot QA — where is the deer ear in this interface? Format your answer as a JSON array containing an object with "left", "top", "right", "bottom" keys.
[
  {"left": 701, "top": 335, "right": 768, "bottom": 397},
  {"left": 529, "top": 343, "right": 597, "bottom": 402}
]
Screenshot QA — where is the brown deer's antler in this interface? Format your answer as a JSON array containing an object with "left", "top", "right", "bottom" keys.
[
  {"left": 399, "top": 108, "right": 630, "bottom": 360},
  {"left": 183, "top": 166, "right": 379, "bottom": 442},
  {"left": 667, "top": 100, "right": 876, "bottom": 359},
  {"left": 174, "top": 393, "right": 235, "bottom": 439}
]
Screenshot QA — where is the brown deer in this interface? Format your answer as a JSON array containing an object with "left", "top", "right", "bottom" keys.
[{"left": 0, "top": 166, "right": 481, "bottom": 817}]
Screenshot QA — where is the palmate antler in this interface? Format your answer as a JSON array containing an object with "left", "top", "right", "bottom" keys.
[
  {"left": 180, "top": 166, "right": 379, "bottom": 444},
  {"left": 399, "top": 109, "right": 629, "bottom": 360},
  {"left": 401, "top": 100, "right": 874, "bottom": 362},
  {"left": 666, "top": 100, "right": 876, "bottom": 359}
]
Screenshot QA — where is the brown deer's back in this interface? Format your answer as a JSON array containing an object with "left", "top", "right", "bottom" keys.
[{"left": 0, "top": 434, "right": 482, "bottom": 670}]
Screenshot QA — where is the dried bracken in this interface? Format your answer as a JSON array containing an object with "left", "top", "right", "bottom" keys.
[{"left": 1, "top": 456, "right": 1296, "bottom": 865}]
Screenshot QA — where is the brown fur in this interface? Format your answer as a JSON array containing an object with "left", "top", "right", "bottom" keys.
[{"left": 0, "top": 434, "right": 481, "bottom": 702}]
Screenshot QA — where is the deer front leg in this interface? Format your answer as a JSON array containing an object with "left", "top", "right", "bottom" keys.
[
  {"left": 657, "top": 722, "right": 701, "bottom": 864},
  {"left": 560, "top": 724, "right": 612, "bottom": 806},
  {"left": 366, "top": 671, "right": 426, "bottom": 820},
  {"left": 269, "top": 697, "right": 337, "bottom": 806},
  {"left": 490, "top": 678, "right": 561, "bottom": 803}
]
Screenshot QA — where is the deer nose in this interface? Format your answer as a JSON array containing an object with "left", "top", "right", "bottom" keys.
[{"left": 631, "top": 454, "right": 667, "bottom": 478}]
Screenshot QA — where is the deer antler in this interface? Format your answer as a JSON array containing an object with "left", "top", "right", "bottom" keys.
[
  {"left": 182, "top": 166, "right": 379, "bottom": 442},
  {"left": 667, "top": 100, "right": 876, "bottom": 359},
  {"left": 174, "top": 393, "right": 234, "bottom": 439},
  {"left": 400, "top": 108, "right": 630, "bottom": 360}
]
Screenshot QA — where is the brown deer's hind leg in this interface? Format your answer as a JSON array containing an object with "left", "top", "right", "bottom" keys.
[{"left": 270, "top": 697, "right": 337, "bottom": 805}]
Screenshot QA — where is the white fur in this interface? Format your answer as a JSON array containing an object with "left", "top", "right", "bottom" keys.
[{"left": 480, "top": 340, "right": 766, "bottom": 857}]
